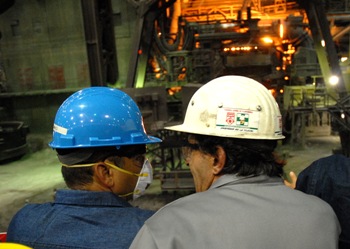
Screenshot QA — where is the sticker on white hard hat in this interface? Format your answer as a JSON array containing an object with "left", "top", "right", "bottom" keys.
[{"left": 216, "top": 107, "right": 260, "bottom": 133}]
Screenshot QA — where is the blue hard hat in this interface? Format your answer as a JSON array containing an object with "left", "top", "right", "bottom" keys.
[{"left": 49, "top": 87, "right": 162, "bottom": 148}]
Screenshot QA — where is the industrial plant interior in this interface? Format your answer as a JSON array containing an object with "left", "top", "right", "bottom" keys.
[{"left": 0, "top": 0, "right": 350, "bottom": 231}]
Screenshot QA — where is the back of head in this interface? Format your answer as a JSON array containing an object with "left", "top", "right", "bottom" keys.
[
  {"left": 166, "top": 75, "right": 285, "bottom": 176},
  {"left": 48, "top": 87, "right": 161, "bottom": 188},
  {"left": 296, "top": 154, "right": 350, "bottom": 248}
]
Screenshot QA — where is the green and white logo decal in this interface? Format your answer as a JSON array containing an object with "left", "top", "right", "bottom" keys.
[{"left": 216, "top": 107, "right": 259, "bottom": 133}]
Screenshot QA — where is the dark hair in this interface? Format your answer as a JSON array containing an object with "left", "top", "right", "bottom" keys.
[
  {"left": 58, "top": 147, "right": 115, "bottom": 189},
  {"left": 191, "top": 134, "right": 283, "bottom": 177},
  {"left": 61, "top": 167, "right": 94, "bottom": 189},
  {"left": 58, "top": 145, "right": 146, "bottom": 189}
]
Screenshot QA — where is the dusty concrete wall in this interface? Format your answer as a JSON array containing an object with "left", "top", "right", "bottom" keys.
[
  {"left": 0, "top": 0, "right": 136, "bottom": 91},
  {"left": 0, "top": 0, "right": 137, "bottom": 133},
  {"left": 0, "top": 0, "right": 88, "bottom": 91}
]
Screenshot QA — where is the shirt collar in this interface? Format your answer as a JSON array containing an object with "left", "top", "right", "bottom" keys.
[
  {"left": 209, "top": 174, "right": 283, "bottom": 189},
  {"left": 54, "top": 189, "right": 132, "bottom": 207}
]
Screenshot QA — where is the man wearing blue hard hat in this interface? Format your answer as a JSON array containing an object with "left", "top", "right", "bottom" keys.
[{"left": 7, "top": 87, "right": 161, "bottom": 249}]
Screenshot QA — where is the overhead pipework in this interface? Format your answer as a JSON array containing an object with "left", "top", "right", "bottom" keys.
[{"left": 122, "top": 0, "right": 350, "bottom": 157}]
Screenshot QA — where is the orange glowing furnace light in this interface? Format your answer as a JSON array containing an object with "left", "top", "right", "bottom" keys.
[
  {"left": 261, "top": 37, "right": 273, "bottom": 44},
  {"left": 167, "top": 86, "right": 182, "bottom": 96},
  {"left": 269, "top": 88, "right": 276, "bottom": 97}
]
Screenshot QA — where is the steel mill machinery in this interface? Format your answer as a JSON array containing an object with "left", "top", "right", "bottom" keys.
[{"left": 1, "top": 0, "right": 350, "bottom": 191}]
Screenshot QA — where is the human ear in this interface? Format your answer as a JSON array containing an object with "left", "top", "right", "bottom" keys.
[
  {"left": 212, "top": 146, "right": 226, "bottom": 175},
  {"left": 93, "top": 163, "right": 114, "bottom": 187}
]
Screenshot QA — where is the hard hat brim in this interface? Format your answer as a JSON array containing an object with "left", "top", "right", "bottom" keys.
[{"left": 165, "top": 123, "right": 285, "bottom": 140}]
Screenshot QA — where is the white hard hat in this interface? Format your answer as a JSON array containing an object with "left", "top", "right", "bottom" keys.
[{"left": 166, "top": 75, "right": 285, "bottom": 140}]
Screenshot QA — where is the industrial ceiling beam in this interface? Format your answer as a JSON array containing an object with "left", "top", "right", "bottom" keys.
[
  {"left": 298, "top": 0, "right": 347, "bottom": 97},
  {"left": 125, "top": 0, "right": 176, "bottom": 88},
  {"left": 81, "top": 0, "right": 118, "bottom": 86}
]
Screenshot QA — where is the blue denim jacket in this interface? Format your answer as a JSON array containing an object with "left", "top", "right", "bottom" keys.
[
  {"left": 7, "top": 189, "right": 155, "bottom": 249},
  {"left": 296, "top": 154, "right": 350, "bottom": 249}
]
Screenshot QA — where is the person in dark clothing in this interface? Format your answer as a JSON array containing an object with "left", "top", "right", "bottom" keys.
[{"left": 294, "top": 154, "right": 350, "bottom": 249}]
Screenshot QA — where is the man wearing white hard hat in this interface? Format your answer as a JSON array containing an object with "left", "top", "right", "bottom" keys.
[{"left": 130, "top": 75, "right": 340, "bottom": 249}]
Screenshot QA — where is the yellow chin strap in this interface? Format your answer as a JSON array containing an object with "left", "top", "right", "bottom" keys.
[
  {"left": 118, "top": 189, "right": 141, "bottom": 198},
  {"left": 61, "top": 162, "right": 148, "bottom": 177},
  {"left": 61, "top": 162, "right": 148, "bottom": 198},
  {"left": 104, "top": 162, "right": 148, "bottom": 177}
]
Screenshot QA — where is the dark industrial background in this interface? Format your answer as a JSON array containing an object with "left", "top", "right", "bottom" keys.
[
  {"left": 0, "top": 0, "right": 350, "bottom": 231},
  {"left": 0, "top": 0, "right": 349, "bottom": 137}
]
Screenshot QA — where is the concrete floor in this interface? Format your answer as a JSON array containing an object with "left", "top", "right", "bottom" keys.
[{"left": 0, "top": 133, "right": 341, "bottom": 231}]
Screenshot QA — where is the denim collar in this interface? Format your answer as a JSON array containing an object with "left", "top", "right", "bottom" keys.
[{"left": 54, "top": 189, "right": 132, "bottom": 207}]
